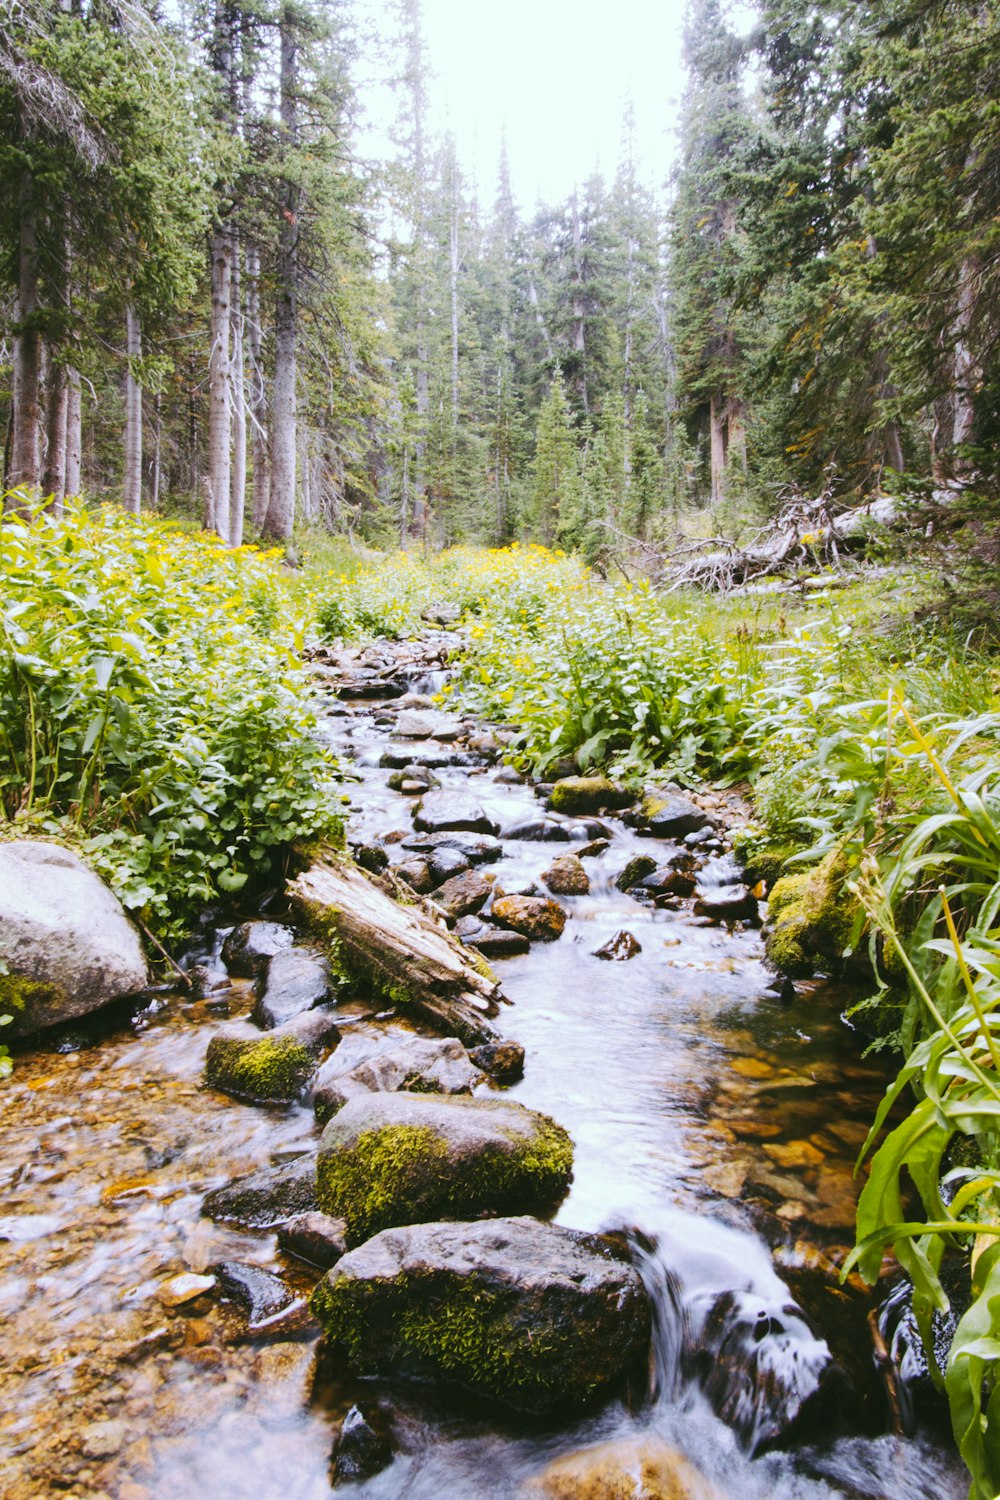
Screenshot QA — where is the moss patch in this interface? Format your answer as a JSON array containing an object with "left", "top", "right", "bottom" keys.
[
  {"left": 765, "top": 850, "right": 860, "bottom": 978},
  {"left": 550, "top": 777, "right": 632, "bottom": 815},
  {"left": 205, "top": 1032, "right": 317, "bottom": 1103}
]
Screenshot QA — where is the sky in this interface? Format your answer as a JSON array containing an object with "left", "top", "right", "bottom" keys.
[{"left": 352, "top": 0, "right": 760, "bottom": 211}]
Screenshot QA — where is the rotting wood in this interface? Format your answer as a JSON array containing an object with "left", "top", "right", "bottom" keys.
[{"left": 288, "top": 853, "right": 503, "bottom": 1048}]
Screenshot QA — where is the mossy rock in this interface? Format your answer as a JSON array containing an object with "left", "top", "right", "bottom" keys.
[
  {"left": 316, "top": 1092, "right": 574, "bottom": 1244},
  {"left": 764, "top": 851, "right": 860, "bottom": 979},
  {"left": 549, "top": 777, "right": 633, "bottom": 816},
  {"left": 310, "top": 1215, "right": 650, "bottom": 1415},
  {"left": 204, "top": 1011, "right": 339, "bottom": 1104},
  {"left": 733, "top": 839, "right": 807, "bottom": 888}
]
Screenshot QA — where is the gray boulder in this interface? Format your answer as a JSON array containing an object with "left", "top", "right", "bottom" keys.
[
  {"left": 0, "top": 840, "right": 149, "bottom": 1037},
  {"left": 252, "top": 946, "right": 334, "bottom": 1029},
  {"left": 313, "top": 1032, "right": 484, "bottom": 1123},
  {"left": 221, "top": 920, "right": 294, "bottom": 978},
  {"left": 311, "top": 1216, "right": 651, "bottom": 1414},
  {"left": 413, "top": 793, "right": 500, "bottom": 836},
  {"left": 202, "top": 1154, "right": 318, "bottom": 1228},
  {"left": 316, "top": 1091, "right": 573, "bottom": 1244}
]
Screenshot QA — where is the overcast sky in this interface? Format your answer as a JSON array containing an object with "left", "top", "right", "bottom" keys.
[{"left": 352, "top": 0, "right": 760, "bottom": 211}]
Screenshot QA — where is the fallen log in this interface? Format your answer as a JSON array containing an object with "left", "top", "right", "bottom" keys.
[{"left": 288, "top": 853, "right": 504, "bottom": 1048}]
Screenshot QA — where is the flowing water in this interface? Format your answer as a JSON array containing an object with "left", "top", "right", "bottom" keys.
[{"left": 0, "top": 637, "right": 966, "bottom": 1500}]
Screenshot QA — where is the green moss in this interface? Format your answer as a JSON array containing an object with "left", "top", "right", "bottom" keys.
[
  {"left": 0, "top": 973, "right": 56, "bottom": 1018},
  {"left": 296, "top": 897, "right": 422, "bottom": 1011},
  {"left": 765, "top": 850, "right": 860, "bottom": 978},
  {"left": 550, "top": 777, "right": 631, "bottom": 815},
  {"left": 205, "top": 1033, "right": 316, "bottom": 1103},
  {"left": 316, "top": 1112, "right": 574, "bottom": 1245}
]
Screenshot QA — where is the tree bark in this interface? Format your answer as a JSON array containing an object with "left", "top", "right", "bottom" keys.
[
  {"left": 9, "top": 168, "right": 41, "bottom": 503},
  {"left": 42, "top": 358, "right": 68, "bottom": 514},
  {"left": 709, "top": 391, "right": 726, "bottom": 505},
  {"left": 207, "top": 225, "right": 233, "bottom": 539},
  {"left": 64, "top": 366, "right": 81, "bottom": 497},
  {"left": 229, "top": 228, "right": 246, "bottom": 546},
  {"left": 123, "top": 302, "right": 143, "bottom": 514},
  {"left": 246, "top": 243, "right": 270, "bottom": 529},
  {"left": 264, "top": 10, "right": 300, "bottom": 542}
]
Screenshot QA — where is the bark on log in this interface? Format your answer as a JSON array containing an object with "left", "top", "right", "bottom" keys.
[{"left": 288, "top": 854, "right": 504, "bottom": 1047}]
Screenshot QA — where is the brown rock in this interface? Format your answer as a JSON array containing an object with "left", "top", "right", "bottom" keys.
[
  {"left": 525, "top": 1437, "right": 725, "bottom": 1500},
  {"left": 543, "top": 856, "right": 590, "bottom": 896},
  {"left": 155, "top": 1272, "right": 216, "bottom": 1308},
  {"left": 492, "top": 894, "right": 567, "bottom": 942},
  {"left": 434, "top": 869, "right": 494, "bottom": 919},
  {"left": 763, "top": 1139, "right": 825, "bottom": 1170},
  {"left": 593, "top": 931, "right": 642, "bottom": 962}
]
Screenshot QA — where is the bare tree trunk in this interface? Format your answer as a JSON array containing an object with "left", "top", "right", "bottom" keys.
[
  {"left": 151, "top": 392, "right": 161, "bottom": 510},
  {"left": 246, "top": 243, "right": 270, "bottom": 528},
  {"left": 709, "top": 391, "right": 726, "bottom": 505},
  {"left": 123, "top": 302, "right": 143, "bottom": 515},
  {"left": 450, "top": 194, "right": 460, "bottom": 426},
  {"left": 264, "top": 9, "right": 299, "bottom": 542},
  {"left": 229, "top": 228, "right": 246, "bottom": 547},
  {"left": 9, "top": 168, "right": 41, "bottom": 503},
  {"left": 65, "top": 366, "right": 81, "bottom": 497},
  {"left": 570, "top": 189, "right": 588, "bottom": 415},
  {"left": 207, "top": 226, "right": 233, "bottom": 539},
  {"left": 42, "top": 359, "right": 68, "bottom": 514}
]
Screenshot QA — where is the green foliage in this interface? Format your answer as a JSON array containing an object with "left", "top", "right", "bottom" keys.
[{"left": 0, "top": 501, "right": 343, "bottom": 945}]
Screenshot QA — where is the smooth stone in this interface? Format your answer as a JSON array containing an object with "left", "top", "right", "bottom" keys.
[
  {"left": 459, "top": 924, "right": 531, "bottom": 959},
  {"left": 636, "top": 867, "right": 698, "bottom": 898},
  {"left": 394, "top": 692, "right": 436, "bottom": 709},
  {"left": 495, "top": 766, "right": 526, "bottom": 784},
  {"left": 156, "top": 1272, "right": 217, "bottom": 1308},
  {"left": 615, "top": 855, "right": 659, "bottom": 892},
  {"left": 631, "top": 794, "right": 710, "bottom": 840},
  {"left": 694, "top": 885, "right": 760, "bottom": 924},
  {"left": 212, "top": 1260, "right": 295, "bottom": 1327},
  {"left": 80, "top": 1419, "right": 130, "bottom": 1461},
  {"left": 420, "top": 602, "right": 461, "bottom": 625},
  {"left": 575, "top": 838, "right": 612, "bottom": 859},
  {"left": 395, "top": 858, "right": 435, "bottom": 894},
  {"left": 221, "top": 920, "right": 295, "bottom": 979},
  {"left": 394, "top": 709, "right": 464, "bottom": 741},
  {"left": 204, "top": 1010, "right": 339, "bottom": 1103},
  {"left": 524, "top": 1438, "right": 725, "bottom": 1500},
  {"left": 426, "top": 845, "right": 473, "bottom": 883},
  {"left": 548, "top": 776, "right": 634, "bottom": 815},
  {"left": 202, "top": 1155, "right": 318, "bottom": 1229},
  {"left": 593, "top": 930, "right": 642, "bottom": 962},
  {"left": 313, "top": 1034, "right": 484, "bottom": 1123},
  {"left": 380, "top": 744, "right": 455, "bottom": 770},
  {"left": 501, "top": 817, "right": 572, "bottom": 842},
  {"left": 469, "top": 1038, "right": 526, "bottom": 1082},
  {"left": 543, "top": 855, "right": 590, "bottom": 896},
  {"left": 400, "top": 830, "right": 502, "bottom": 865},
  {"left": 278, "top": 1211, "right": 349, "bottom": 1269},
  {"left": 387, "top": 764, "right": 440, "bottom": 792},
  {"left": 331, "top": 1405, "right": 394, "bottom": 1485},
  {"left": 316, "top": 1092, "right": 573, "bottom": 1243},
  {"left": 310, "top": 1216, "right": 650, "bottom": 1415},
  {"left": 413, "top": 792, "right": 500, "bottom": 836},
  {"left": 252, "top": 947, "right": 334, "bottom": 1029},
  {"left": 433, "top": 869, "right": 493, "bottom": 918},
  {"left": 0, "top": 840, "right": 150, "bottom": 1037},
  {"left": 491, "top": 894, "right": 567, "bottom": 942}
]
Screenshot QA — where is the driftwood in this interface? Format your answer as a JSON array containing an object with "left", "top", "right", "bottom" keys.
[{"left": 288, "top": 854, "right": 503, "bottom": 1048}]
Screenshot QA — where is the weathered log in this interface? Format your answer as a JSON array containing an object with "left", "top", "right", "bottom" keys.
[{"left": 288, "top": 854, "right": 503, "bottom": 1047}]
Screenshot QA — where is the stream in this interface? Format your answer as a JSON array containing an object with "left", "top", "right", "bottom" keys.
[{"left": 0, "top": 633, "right": 966, "bottom": 1500}]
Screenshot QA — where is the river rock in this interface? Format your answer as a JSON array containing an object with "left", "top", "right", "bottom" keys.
[
  {"left": 420, "top": 602, "right": 462, "bottom": 626},
  {"left": 548, "top": 777, "right": 634, "bottom": 815},
  {"left": 252, "top": 947, "right": 334, "bottom": 1029},
  {"left": 212, "top": 1260, "right": 295, "bottom": 1327},
  {"left": 426, "top": 845, "right": 473, "bottom": 883},
  {"left": 396, "top": 858, "right": 435, "bottom": 895},
  {"left": 593, "top": 930, "right": 642, "bottom": 962},
  {"left": 433, "top": 869, "right": 493, "bottom": 919},
  {"left": 351, "top": 841, "right": 389, "bottom": 874},
  {"left": 204, "top": 1010, "right": 339, "bottom": 1103},
  {"left": 331, "top": 1404, "right": 395, "bottom": 1485},
  {"left": 313, "top": 1034, "right": 484, "bottom": 1123},
  {"left": 413, "top": 793, "right": 500, "bottom": 836},
  {"left": 202, "top": 1154, "right": 318, "bottom": 1228},
  {"left": 469, "top": 1038, "right": 526, "bottom": 1082},
  {"left": 615, "top": 855, "right": 659, "bottom": 892},
  {"left": 401, "top": 830, "right": 502, "bottom": 865},
  {"left": 543, "top": 855, "right": 590, "bottom": 896},
  {"left": 575, "top": 838, "right": 611, "bottom": 859},
  {"left": 456, "top": 920, "right": 531, "bottom": 959},
  {"left": 394, "top": 708, "right": 464, "bottom": 741},
  {"left": 524, "top": 1438, "right": 724, "bottom": 1500},
  {"left": 492, "top": 894, "right": 567, "bottom": 942},
  {"left": 311, "top": 1216, "right": 650, "bottom": 1415},
  {"left": 387, "top": 764, "right": 440, "bottom": 792},
  {"left": 278, "top": 1211, "right": 349, "bottom": 1269},
  {"left": 0, "top": 840, "right": 149, "bottom": 1037},
  {"left": 637, "top": 866, "right": 698, "bottom": 900},
  {"left": 156, "top": 1271, "right": 217, "bottom": 1307},
  {"left": 628, "top": 793, "right": 710, "bottom": 840},
  {"left": 316, "top": 1092, "right": 573, "bottom": 1243},
  {"left": 221, "top": 920, "right": 295, "bottom": 979},
  {"left": 380, "top": 743, "right": 455, "bottom": 770},
  {"left": 501, "top": 816, "right": 573, "bottom": 842}
]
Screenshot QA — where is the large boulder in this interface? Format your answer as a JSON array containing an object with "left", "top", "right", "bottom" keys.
[
  {"left": 316, "top": 1091, "right": 573, "bottom": 1243},
  {"left": 252, "top": 946, "right": 334, "bottom": 1029},
  {"left": 524, "top": 1438, "right": 725, "bottom": 1500},
  {"left": 204, "top": 1010, "right": 339, "bottom": 1103},
  {"left": 413, "top": 793, "right": 500, "bottom": 836},
  {"left": 312, "top": 1032, "right": 484, "bottom": 1123},
  {"left": 0, "top": 840, "right": 149, "bottom": 1037},
  {"left": 310, "top": 1216, "right": 650, "bottom": 1415}
]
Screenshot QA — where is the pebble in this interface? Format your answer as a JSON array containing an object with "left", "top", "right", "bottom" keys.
[
  {"left": 80, "top": 1419, "right": 128, "bottom": 1459},
  {"left": 155, "top": 1273, "right": 216, "bottom": 1308}
]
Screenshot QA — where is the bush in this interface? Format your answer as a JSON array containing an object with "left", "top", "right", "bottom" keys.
[{"left": 0, "top": 501, "right": 344, "bottom": 945}]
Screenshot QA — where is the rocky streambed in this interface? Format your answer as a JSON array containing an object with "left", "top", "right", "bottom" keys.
[{"left": 0, "top": 631, "right": 967, "bottom": 1500}]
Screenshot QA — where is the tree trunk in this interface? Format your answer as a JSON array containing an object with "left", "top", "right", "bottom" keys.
[
  {"left": 264, "top": 10, "right": 300, "bottom": 542},
  {"left": 9, "top": 168, "right": 41, "bottom": 503},
  {"left": 709, "top": 391, "right": 726, "bottom": 505},
  {"left": 65, "top": 366, "right": 81, "bottom": 497},
  {"left": 123, "top": 302, "right": 143, "bottom": 515},
  {"left": 246, "top": 243, "right": 270, "bottom": 529},
  {"left": 229, "top": 228, "right": 246, "bottom": 547},
  {"left": 207, "top": 225, "right": 233, "bottom": 539},
  {"left": 450, "top": 195, "right": 460, "bottom": 426},
  {"left": 151, "top": 392, "right": 161, "bottom": 510},
  {"left": 42, "top": 359, "right": 68, "bottom": 514}
]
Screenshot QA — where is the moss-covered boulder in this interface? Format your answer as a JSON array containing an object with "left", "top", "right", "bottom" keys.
[
  {"left": 310, "top": 1216, "right": 650, "bottom": 1415},
  {"left": 204, "top": 1011, "right": 339, "bottom": 1104},
  {"left": 316, "top": 1091, "right": 573, "bottom": 1244},
  {"left": 549, "top": 777, "right": 633, "bottom": 816},
  {"left": 0, "top": 840, "right": 149, "bottom": 1037},
  {"left": 764, "top": 851, "right": 860, "bottom": 978}
]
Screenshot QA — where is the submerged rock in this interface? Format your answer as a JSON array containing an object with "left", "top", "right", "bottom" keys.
[
  {"left": 0, "top": 840, "right": 149, "bottom": 1038},
  {"left": 221, "top": 920, "right": 295, "bottom": 978},
  {"left": 593, "top": 931, "right": 642, "bottom": 962},
  {"left": 204, "top": 1010, "right": 339, "bottom": 1103},
  {"left": 316, "top": 1091, "right": 573, "bottom": 1243},
  {"left": 202, "top": 1154, "right": 318, "bottom": 1228},
  {"left": 413, "top": 792, "right": 500, "bottom": 836},
  {"left": 549, "top": 777, "right": 634, "bottom": 816},
  {"left": 492, "top": 894, "right": 567, "bottom": 942},
  {"left": 313, "top": 1033, "right": 484, "bottom": 1123},
  {"left": 470, "top": 1038, "right": 526, "bottom": 1082},
  {"left": 156, "top": 1272, "right": 217, "bottom": 1308},
  {"left": 252, "top": 946, "right": 334, "bottom": 1029},
  {"left": 525, "top": 1438, "right": 725, "bottom": 1500},
  {"left": 543, "top": 855, "right": 590, "bottom": 896},
  {"left": 331, "top": 1404, "right": 395, "bottom": 1486},
  {"left": 311, "top": 1216, "right": 650, "bottom": 1415},
  {"left": 279, "top": 1211, "right": 349, "bottom": 1269},
  {"left": 213, "top": 1259, "right": 295, "bottom": 1327}
]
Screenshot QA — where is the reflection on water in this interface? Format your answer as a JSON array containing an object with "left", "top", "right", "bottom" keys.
[{"left": 0, "top": 661, "right": 965, "bottom": 1499}]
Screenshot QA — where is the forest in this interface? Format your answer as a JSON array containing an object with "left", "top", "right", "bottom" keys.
[{"left": 5, "top": 4, "right": 1000, "bottom": 1500}]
